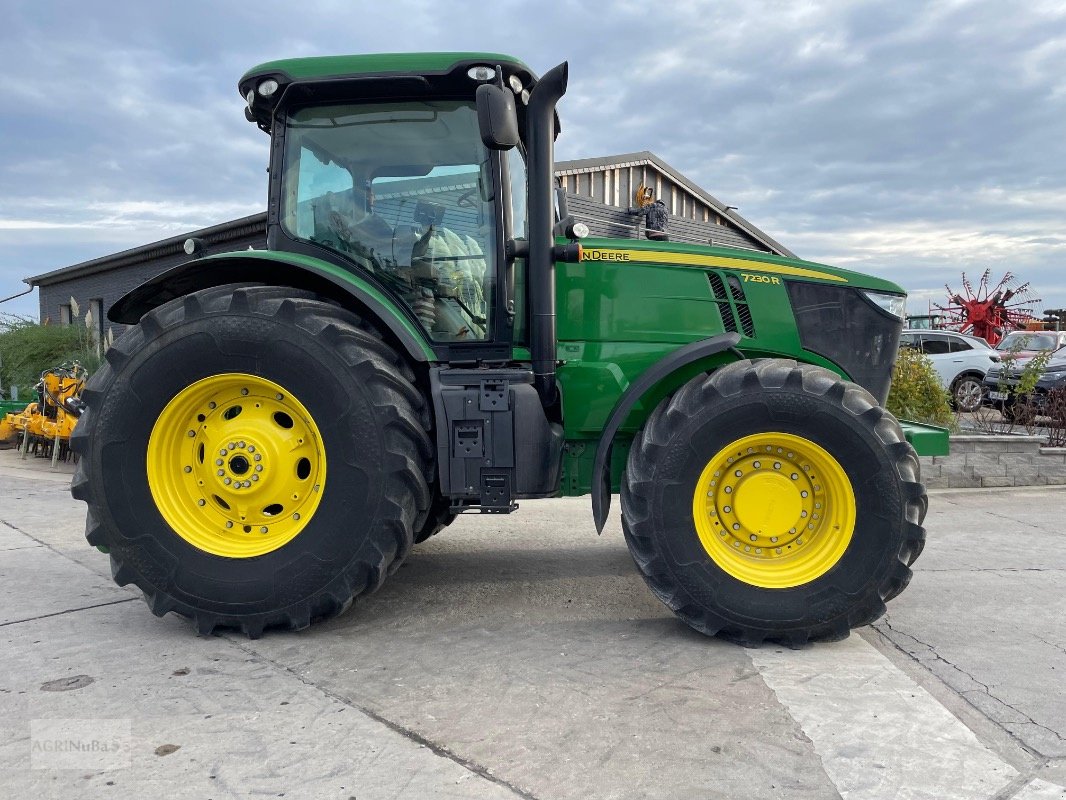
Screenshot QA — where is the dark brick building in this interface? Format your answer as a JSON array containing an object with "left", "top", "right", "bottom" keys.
[{"left": 26, "top": 152, "right": 791, "bottom": 337}]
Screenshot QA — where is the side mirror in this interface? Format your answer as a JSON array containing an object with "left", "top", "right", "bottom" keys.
[{"left": 476, "top": 83, "right": 519, "bottom": 151}]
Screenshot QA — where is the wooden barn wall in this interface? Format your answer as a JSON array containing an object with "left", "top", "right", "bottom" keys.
[{"left": 558, "top": 164, "right": 717, "bottom": 224}]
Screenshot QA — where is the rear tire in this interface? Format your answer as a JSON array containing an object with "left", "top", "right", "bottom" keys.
[
  {"left": 70, "top": 285, "right": 433, "bottom": 637},
  {"left": 413, "top": 494, "right": 457, "bottom": 543},
  {"left": 951, "top": 374, "right": 984, "bottom": 413},
  {"left": 621, "top": 359, "right": 927, "bottom": 646}
]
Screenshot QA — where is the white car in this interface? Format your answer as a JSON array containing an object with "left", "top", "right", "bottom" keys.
[{"left": 899, "top": 329, "right": 999, "bottom": 412}]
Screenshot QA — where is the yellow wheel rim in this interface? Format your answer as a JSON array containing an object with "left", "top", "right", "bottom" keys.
[
  {"left": 147, "top": 374, "right": 326, "bottom": 558},
  {"left": 691, "top": 432, "right": 855, "bottom": 588}
]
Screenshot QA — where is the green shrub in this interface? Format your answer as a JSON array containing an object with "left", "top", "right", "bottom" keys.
[
  {"left": 886, "top": 346, "right": 953, "bottom": 427},
  {"left": 0, "top": 315, "right": 101, "bottom": 400}
]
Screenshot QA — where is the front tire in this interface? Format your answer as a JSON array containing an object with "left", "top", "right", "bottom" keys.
[
  {"left": 70, "top": 285, "right": 433, "bottom": 637},
  {"left": 621, "top": 359, "right": 926, "bottom": 646}
]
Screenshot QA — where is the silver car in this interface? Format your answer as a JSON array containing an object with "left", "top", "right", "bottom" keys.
[{"left": 899, "top": 330, "right": 999, "bottom": 412}]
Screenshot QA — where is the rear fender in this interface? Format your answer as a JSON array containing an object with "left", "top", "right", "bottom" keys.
[{"left": 108, "top": 250, "right": 435, "bottom": 363}]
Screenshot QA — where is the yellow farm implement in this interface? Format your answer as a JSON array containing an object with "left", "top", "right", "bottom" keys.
[{"left": 1, "top": 362, "right": 88, "bottom": 466}]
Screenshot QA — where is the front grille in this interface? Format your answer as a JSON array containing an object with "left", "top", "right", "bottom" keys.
[
  {"left": 708, "top": 272, "right": 756, "bottom": 338},
  {"left": 785, "top": 282, "right": 902, "bottom": 405}
]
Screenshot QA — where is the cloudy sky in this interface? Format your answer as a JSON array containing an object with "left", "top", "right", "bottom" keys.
[{"left": 2, "top": 0, "right": 1065, "bottom": 320}]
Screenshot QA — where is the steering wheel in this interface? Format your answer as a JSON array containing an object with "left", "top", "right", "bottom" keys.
[
  {"left": 328, "top": 211, "right": 354, "bottom": 244},
  {"left": 456, "top": 187, "right": 479, "bottom": 209}
]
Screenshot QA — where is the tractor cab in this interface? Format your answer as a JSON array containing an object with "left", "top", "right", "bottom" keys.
[{"left": 241, "top": 54, "right": 549, "bottom": 366}]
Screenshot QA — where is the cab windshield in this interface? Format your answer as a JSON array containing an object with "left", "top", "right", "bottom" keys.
[{"left": 280, "top": 101, "right": 496, "bottom": 342}]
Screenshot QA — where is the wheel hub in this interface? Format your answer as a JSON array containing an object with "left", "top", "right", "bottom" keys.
[
  {"left": 147, "top": 374, "right": 326, "bottom": 558},
  {"left": 692, "top": 432, "right": 856, "bottom": 588}
]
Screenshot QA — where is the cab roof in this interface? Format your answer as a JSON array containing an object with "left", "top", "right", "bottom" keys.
[
  {"left": 239, "top": 52, "right": 538, "bottom": 133},
  {"left": 240, "top": 52, "right": 532, "bottom": 88}
]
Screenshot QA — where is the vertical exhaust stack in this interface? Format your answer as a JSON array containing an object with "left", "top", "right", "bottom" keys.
[{"left": 525, "top": 61, "right": 568, "bottom": 407}]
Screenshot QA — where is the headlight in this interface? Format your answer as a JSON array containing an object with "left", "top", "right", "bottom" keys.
[
  {"left": 862, "top": 290, "right": 906, "bottom": 319},
  {"left": 257, "top": 79, "right": 279, "bottom": 97}
]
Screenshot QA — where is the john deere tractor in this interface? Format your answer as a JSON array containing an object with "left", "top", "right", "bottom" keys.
[{"left": 71, "top": 53, "right": 944, "bottom": 644}]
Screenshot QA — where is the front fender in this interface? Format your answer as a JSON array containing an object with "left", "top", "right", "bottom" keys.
[
  {"left": 108, "top": 250, "right": 435, "bottom": 362},
  {"left": 591, "top": 332, "right": 742, "bottom": 533}
]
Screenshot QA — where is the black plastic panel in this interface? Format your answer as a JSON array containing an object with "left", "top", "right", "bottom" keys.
[
  {"left": 785, "top": 282, "right": 902, "bottom": 405},
  {"left": 430, "top": 367, "right": 563, "bottom": 510}
]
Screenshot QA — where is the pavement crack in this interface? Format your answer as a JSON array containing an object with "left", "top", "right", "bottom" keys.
[
  {"left": 223, "top": 637, "right": 540, "bottom": 800},
  {"left": 877, "top": 618, "right": 1066, "bottom": 754},
  {"left": 978, "top": 508, "right": 1045, "bottom": 531},
  {"left": 990, "top": 774, "right": 1046, "bottom": 800},
  {"left": 880, "top": 618, "right": 994, "bottom": 692},
  {"left": 918, "top": 568, "right": 1064, "bottom": 573},
  {"left": 0, "top": 597, "right": 138, "bottom": 627},
  {"left": 1, "top": 517, "right": 87, "bottom": 566},
  {"left": 1037, "top": 637, "right": 1066, "bottom": 660}
]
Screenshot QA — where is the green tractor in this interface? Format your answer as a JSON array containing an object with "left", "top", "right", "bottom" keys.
[{"left": 71, "top": 53, "right": 944, "bottom": 644}]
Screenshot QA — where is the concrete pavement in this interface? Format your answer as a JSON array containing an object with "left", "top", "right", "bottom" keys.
[{"left": 1, "top": 448, "right": 1064, "bottom": 799}]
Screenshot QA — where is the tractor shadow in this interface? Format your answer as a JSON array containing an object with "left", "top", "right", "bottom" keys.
[{"left": 309, "top": 522, "right": 677, "bottom": 636}]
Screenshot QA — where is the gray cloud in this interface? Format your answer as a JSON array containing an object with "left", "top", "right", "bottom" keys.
[{"left": 2, "top": 0, "right": 1065, "bottom": 319}]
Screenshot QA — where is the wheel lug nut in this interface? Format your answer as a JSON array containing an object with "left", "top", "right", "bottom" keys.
[
  {"left": 208, "top": 402, "right": 217, "bottom": 409},
  {"left": 275, "top": 393, "right": 283, "bottom": 400},
  {"left": 247, "top": 445, "right": 255, "bottom": 453},
  {"left": 255, "top": 464, "right": 263, "bottom": 472},
  {"left": 252, "top": 475, "right": 259, "bottom": 482},
  {"left": 225, "top": 521, "right": 233, "bottom": 528},
  {"left": 749, "top": 534, "right": 757, "bottom": 542},
  {"left": 219, "top": 449, "right": 227, "bottom": 456},
  {"left": 224, "top": 477, "right": 231, "bottom": 485},
  {"left": 238, "top": 441, "right": 246, "bottom": 448},
  {"left": 197, "top": 499, "right": 205, "bottom": 506},
  {"left": 293, "top": 513, "right": 300, "bottom": 521},
  {"left": 241, "top": 388, "right": 249, "bottom": 396},
  {"left": 187, "top": 430, "right": 195, "bottom": 438},
  {"left": 217, "top": 469, "right": 225, "bottom": 476},
  {"left": 260, "top": 526, "right": 268, "bottom": 533},
  {"left": 228, "top": 442, "right": 237, "bottom": 450},
  {"left": 183, "top": 466, "right": 192, "bottom": 473},
  {"left": 216, "top": 458, "right": 224, "bottom": 466},
  {"left": 254, "top": 454, "right": 262, "bottom": 462},
  {"left": 243, "top": 481, "right": 251, "bottom": 488}
]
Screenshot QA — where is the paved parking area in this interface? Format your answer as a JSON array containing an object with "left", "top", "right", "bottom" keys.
[{"left": 1, "top": 448, "right": 1065, "bottom": 799}]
